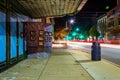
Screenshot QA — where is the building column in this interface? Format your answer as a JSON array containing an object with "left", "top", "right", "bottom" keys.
[{"left": 6, "top": 0, "right": 10, "bottom": 67}]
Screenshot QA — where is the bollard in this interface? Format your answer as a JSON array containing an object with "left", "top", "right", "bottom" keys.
[{"left": 91, "top": 41, "right": 101, "bottom": 61}]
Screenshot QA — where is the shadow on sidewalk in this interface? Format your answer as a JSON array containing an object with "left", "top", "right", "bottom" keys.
[{"left": 75, "top": 59, "right": 98, "bottom": 63}]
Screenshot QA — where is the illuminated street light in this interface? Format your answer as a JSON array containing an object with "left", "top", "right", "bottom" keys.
[
  {"left": 66, "top": 35, "right": 71, "bottom": 40},
  {"left": 105, "top": 6, "right": 110, "bottom": 10},
  {"left": 72, "top": 32, "right": 77, "bottom": 36},
  {"left": 76, "top": 28, "right": 79, "bottom": 31},
  {"left": 79, "top": 34, "right": 84, "bottom": 39},
  {"left": 65, "top": 19, "right": 73, "bottom": 30},
  {"left": 69, "top": 19, "right": 74, "bottom": 24}
]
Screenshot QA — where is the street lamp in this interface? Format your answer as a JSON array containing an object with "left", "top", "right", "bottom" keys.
[
  {"left": 76, "top": 28, "right": 79, "bottom": 31},
  {"left": 65, "top": 19, "right": 74, "bottom": 30},
  {"left": 79, "top": 34, "right": 84, "bottom": 39},
  {"left": 72, "top": 32, "right": 77, "bottom": 36},
  {"left": 65, "top": 18, "right": 75, "bottom": 40},
  {"left": 69, "top": 19, "right": 74, "bottom": 24}
]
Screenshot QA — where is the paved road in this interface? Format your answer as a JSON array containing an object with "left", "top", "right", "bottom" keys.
[{"left": 67, "top": 42, "right": 120, "bottom": 66}]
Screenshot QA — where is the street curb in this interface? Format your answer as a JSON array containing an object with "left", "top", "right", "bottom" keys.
[
  {"left": 102, "top": 59, "right": 120, "bottom": 68},
  {"left": 71, "top": 49, "right": 120, "bottom": 68},
  {"left": 81, "top": 50, "right": 120, "bottom": 68}
]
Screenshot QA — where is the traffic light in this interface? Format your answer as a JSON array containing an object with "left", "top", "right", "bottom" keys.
[
  {"left": 72, "top": 32, "right": 77, "bottom": 36},
  {"left": 79, "top": 34, "right": 84, "bottom": 39},
  {"left": 66, "top": 36, "right": 71, "bottom": 40},
  {"left": 105, "top": 5, "right": 110, "bottom": 10},
  {"left": 76, "top": 28, "right": 79, "bottom": 31}
]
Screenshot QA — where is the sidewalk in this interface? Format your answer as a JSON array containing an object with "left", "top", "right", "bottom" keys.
[
  {"left": 0, "top": 46, "right": 120, "bottom": 80},
  {"left": 68, "top": 50, "right": 120, "bottom": 80},
  {"left": 39, "top": 49, "right": 94, "bottom": 80},
  {"left": 0, "top": 49, "right": 94, "bottom": 80}
]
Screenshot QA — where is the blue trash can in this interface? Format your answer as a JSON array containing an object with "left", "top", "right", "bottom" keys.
[{"left": 91, "top": 42, "right": 101, "bottom": 61}]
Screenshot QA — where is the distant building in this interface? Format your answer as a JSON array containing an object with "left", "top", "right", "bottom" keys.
[
  {"left": 97, "top": 0, "right": 120, "bottom": 40},
  {"left": 106, "top": 13, "right": 120, "bottom": 40},
  {"left": 106, "top": 0, "right": 120, "bottom": 40},
  {"left": 97, "top": 15, "right": 107, "bottom": 40}
]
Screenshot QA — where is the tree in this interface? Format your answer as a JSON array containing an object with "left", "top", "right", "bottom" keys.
[
  {"left": 54, "top": 23, "right": 72, "bottom": 40},
  {"left": 89, "top": 26, "right": 100, "bottom": 40},
  {"left": 54, "top": 28, "right": 68, "bottom": 40}
]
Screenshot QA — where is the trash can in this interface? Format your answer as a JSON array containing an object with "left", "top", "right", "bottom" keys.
[{"left": 91, "top": 42, "right": 101, "bottom": 61}]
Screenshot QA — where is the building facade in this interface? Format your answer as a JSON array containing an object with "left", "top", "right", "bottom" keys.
[
  {"left": 106, "top": 13, "right": 120, "bottom": 40},
  {"left": 97, "top": 15, "right": 107, "bottom": 40},
  {"left": 0, "top": 1, "right": 54, "bottom": 71},
  {"left": 97, "top": 0, "right": 120, "bottom": 42},
  {"left": 106, "top": 1, "right": 120, "bottom": 41}
]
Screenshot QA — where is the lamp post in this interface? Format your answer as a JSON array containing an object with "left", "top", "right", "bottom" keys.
[
  {"left": 65, "top": 19, "right": 74, "bottom": 40},
  {"left": 65, "top": 21, "right": 68, "bottom": 30},
  {"left": 65, "top": 19, "right": 74, "bottom": 32}
]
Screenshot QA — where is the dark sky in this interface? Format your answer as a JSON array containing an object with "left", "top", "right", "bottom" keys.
[
  {"left": 81, "top": 0, "right": 117, "bottom": 12},
  {"left": 77, "top": 0, "right": 117, "bottom": 17},
  {"left": 54, "top": 0, "right": 117, "bottom": 31}
]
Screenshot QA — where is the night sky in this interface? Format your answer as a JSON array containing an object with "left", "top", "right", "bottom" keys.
[{"left": 54, "top": 0, "right": 117, "bottom": 32}]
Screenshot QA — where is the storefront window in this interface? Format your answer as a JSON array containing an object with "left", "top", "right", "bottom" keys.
[
  {"left": 0, "top": 11, "right": 6, "bottom": 62},
  {"left": 10, "top": 17, "right": 17, "bottom": 59},
  {"left": 108, "top": 18, "right": 114, "bottom": 29}
]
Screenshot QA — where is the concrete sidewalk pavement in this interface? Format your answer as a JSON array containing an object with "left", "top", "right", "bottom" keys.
[
  {"left": 68, "top": 50, "right": 120, "bottom": 80},
  {"left": 0, "top": 49, "right": 94, "bottom": 80},
  {"left": 39, "top": 49, "right": 94, "bottom": 80},
  {"left": 0, "top": 48, "right": 120, "bottom": 80}
]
